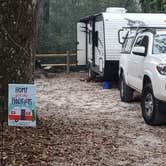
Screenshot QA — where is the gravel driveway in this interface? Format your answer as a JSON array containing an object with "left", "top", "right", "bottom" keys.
[
  {"left": 3, "top": 72, "right": 166, "bottom": 165},
  {"left": 36, "top": 72, "right": 166, "bottom": 166}
]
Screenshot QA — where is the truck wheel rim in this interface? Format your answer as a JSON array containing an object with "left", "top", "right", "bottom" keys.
[{"left": 145, "top": 93, "right": 154, "bottom": 117}]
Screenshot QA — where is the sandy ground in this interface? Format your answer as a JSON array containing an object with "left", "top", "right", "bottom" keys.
[{"left": 2, "top": 72, "right": 166, "bottom": 165}]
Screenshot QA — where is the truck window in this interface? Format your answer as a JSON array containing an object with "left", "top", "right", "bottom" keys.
[
  {"left": 134, "top": 36, "right": 144, "bottom": 47},
  {"left": 153, "top": 34, "right": 166, "bottom": 54},
  {"left": 124, "top": 37, "right": 134, "bottom": 53},
  {"left": 134, "top": 36, "right": 149, "bottom": 55}
]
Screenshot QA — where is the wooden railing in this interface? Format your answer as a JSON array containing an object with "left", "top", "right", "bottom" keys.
[{"left": 36, "top": 52, "right": 77, "bottom": 74}]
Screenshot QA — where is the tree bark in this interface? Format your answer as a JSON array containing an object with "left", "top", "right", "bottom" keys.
[{"left": 0, "top": 0, "right": 39, "bottom": 121}]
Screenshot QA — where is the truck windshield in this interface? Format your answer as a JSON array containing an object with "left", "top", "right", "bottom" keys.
[{"left": 153, "top": 34, "right": 166, "bottom": 54}]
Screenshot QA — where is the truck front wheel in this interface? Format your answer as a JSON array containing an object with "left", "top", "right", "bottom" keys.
[
  {"left": 120, "top": 74, "right": 133, "bottom": 102},
  {"left": 141, "top": 84, "right": 166, "bottom": 125}
]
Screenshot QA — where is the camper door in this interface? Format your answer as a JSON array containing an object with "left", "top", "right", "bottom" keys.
[{"left": 77, "top": 22, "right": 86, "bottom": 66}]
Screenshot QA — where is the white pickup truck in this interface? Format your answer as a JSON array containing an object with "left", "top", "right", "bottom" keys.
[{"left": 119, "top": 27, "right": 166, "bottom": 125}]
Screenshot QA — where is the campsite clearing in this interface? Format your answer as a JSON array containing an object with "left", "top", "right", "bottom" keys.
[{"left": 3, "top": 72, "right": 166, "bottom": 165}]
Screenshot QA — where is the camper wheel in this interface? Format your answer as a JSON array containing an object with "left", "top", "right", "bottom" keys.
[
  {"left": 120, "top": 73, "right": 133, "bottom": 102},
  {"left": 87, "top": 66, "right": 96, "bottom": 81}
]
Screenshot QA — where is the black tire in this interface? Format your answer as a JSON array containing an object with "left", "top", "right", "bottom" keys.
[
  {"left": 120, "top": 73, "right": 133, "bottom": 102},
  {"left": 141, "top": 84, "right": 166, "bottom": 125},
  {"left": 87, "top": 66, "right": 96, "bottom": 81}
]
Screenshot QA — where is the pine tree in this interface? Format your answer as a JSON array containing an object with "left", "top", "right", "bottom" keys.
[{"left": 140, "top": 0, "right": 166, "bottom": 12}]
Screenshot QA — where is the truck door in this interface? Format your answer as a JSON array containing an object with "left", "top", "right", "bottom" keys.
[
  {"left": 128, "top": 35, "right": 148, "bottom": 90},
  {"left": 135, "top": 35, "right": 149, "bottom": 90},
  {"left": 77, "top": 22, "right": 86, "bottom": 65},
  {"left": 128, "top": 36, "right": 144, "bottom": 88}
]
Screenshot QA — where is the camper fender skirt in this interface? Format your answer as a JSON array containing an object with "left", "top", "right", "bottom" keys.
[
  {"left": 103, "top": 61, "right": 119, "bottom": 82},
  {"left": 88, "top": 62, "right": 104, "bottom": 77}
]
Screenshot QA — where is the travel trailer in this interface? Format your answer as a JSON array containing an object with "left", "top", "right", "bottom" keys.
[
  {"left": 77, "top": 7, "right": 166, "bottom": 81},
  {"left": 9, "top": 107, "right": 33, "bottom": 122}
]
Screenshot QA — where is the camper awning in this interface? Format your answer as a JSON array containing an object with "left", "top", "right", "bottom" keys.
[{"left": 79, "top": 13, "right": 102, "bottom": 23}]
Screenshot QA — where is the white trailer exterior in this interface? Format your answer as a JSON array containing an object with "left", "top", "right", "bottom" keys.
[{"left": 77, "top": 7, "right": 166, "bottom": 81}]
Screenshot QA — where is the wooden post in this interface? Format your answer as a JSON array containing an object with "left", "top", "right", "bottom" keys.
[{"left": 66, "top": 51, "right": 70, "bottom": 74}]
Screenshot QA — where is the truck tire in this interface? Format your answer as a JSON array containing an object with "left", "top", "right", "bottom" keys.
[
  {"left": 120, "top": 74, "right": 133, "bottom": 102},
  {"left": 141, "top": 84, "right": 166, "bottom": 125}
]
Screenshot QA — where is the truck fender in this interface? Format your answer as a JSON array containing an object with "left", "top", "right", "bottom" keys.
[
  {"left": 142, "top": 70, "right": 154, "bottom": 90},
  {"left": 119, "top": 65, "right": 129, "bottom": 85}
]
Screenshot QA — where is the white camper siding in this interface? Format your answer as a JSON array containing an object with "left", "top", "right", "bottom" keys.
[
  {"left": 95, "top": 21, "right": 105, "bottom": 72},
  {"left": 77, "top": 22, "right": 86, "bottom": 65},
  {"left": 104, "top": 18, "right": 127, "bottom": 61},
  {"left": 87, "top": 23, "right": 93, "bottom": 63}
]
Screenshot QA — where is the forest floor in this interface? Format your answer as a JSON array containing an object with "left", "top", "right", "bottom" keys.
[{"left": 2, "top": 72, "right": 166, "bottom": 166}]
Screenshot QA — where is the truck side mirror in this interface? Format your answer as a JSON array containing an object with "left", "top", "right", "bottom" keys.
[
  {"left": 132, "top": 46, "right": 146, "bottom": 56},
  {"left": 118, "top": 29, "right": 128, "bottom": 45}
]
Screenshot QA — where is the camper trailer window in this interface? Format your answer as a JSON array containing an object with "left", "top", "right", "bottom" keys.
[{"left": 153, "top": 34, "right": 166, "bottom": 54}]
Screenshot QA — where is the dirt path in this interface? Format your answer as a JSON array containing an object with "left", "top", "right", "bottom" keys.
[{"left": 3, "top": 72, "right": 166, "bottom": 165}]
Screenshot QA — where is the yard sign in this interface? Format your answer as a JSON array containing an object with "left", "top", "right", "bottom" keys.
[{"left": 8, "top": 84, "right": 36, "bottom": 127}]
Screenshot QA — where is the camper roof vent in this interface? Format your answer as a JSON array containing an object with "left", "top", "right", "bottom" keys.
[{"left": 106, "top": 7, "right": 127, "bottom": 13}]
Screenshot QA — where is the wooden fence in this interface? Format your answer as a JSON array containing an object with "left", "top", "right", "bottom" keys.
[{"left": 36, "top": 52, "right": 77, "bottom": 74}]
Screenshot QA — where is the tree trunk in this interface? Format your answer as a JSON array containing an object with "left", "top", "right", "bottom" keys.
[{"left": 0, "top": 0, "right": 39, "bottom": 121}]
